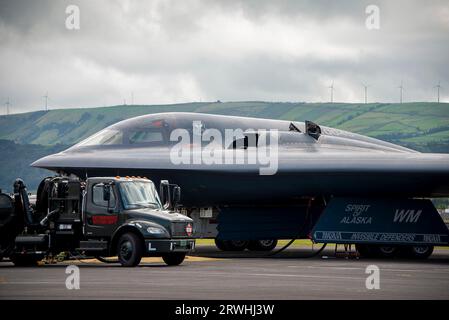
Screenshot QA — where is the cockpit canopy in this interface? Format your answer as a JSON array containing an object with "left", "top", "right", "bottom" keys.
[{"left": 68, "top": 112, "right": 415, "bottom": 153}]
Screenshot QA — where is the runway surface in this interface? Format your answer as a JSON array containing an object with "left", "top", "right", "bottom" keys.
[{"left": 1, "top": 245, "right": 449, "bottom": 299}]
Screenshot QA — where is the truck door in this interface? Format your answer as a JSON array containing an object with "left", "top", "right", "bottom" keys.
[{"left": 84, "top": 181, "right": 120, "bottom": 237}]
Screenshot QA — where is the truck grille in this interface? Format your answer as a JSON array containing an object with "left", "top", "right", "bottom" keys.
[{"left": 171, "top": 221, "right": 190, "bottom": 237}]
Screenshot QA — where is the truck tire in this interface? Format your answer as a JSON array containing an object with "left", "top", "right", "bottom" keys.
[
  {"left": 117, "top": 233, "right": 143, "bottom": 267},
  {"left": 247, "top": 240, "right": 278, "bottom": 251},
  {"left": 214, "top": 239, "right": 248, "bottom": 251},
  {"left": 162, "top": 253, "right": 186, "bottom": 266},
  {"left": 11, "top": 255, "right": 39, "bottom": 267},
  {"left": 400, "top": 245, "right": 434, "bottom": 259}
]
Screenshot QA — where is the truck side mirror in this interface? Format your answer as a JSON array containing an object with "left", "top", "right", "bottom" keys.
[
  {"left": 173, "top": 186, "right": 181, "bottom": 207},
  {"left": 103, "top": 185, "right": 111, "bottom": 202},
  {"left": 160, "top": 180, "right": 170, "bottom": 210}
]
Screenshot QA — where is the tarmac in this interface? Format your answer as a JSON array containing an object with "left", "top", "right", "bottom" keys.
[{"left": 1, "top": 245, "right": 449, "bottom": 299}]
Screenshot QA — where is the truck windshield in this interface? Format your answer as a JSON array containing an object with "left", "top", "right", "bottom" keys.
[{"left": 118, "top": 181, "right": 162, "bottom": 210}]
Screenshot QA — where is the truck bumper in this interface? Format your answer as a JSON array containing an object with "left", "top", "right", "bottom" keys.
[{"left": 144, "top": 239, "right": 195, "bottom": 255}]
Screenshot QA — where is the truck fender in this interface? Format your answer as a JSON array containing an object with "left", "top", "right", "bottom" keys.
[{"left": 110, "top": 221, "right": 169, "bottom": 254}]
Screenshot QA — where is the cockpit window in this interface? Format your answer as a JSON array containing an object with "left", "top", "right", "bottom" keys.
[
  {"left": 73, "top": 126, "right": 167, "bottom": 148},
  {"left": 128, "top": 130, "right": 163, "bottom": 144},
  {"left": 76, "top": 129, "right": 123, "bottom": 147}
]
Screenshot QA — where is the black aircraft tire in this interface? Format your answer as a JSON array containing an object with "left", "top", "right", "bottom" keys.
[
  {"left": 11, "top": 255, "right": 39, "bottom": 267},
  {"left": 371, "top": 245, "right": 398, "bottom": 258},
  {"left": 214, "top": 239, "right": 248, "bottom": 251},
  {"left": 226, "top": 240, "right": 249, "bottom": 251},
  {"left": 162, "top": 253, "right": 186, "bottom": 266},
  {"left": 400, "top": 245, "right": 434, "bottom": 259},
  {"left": 214, "top": 239, "right": 230, "bottom": 251},
  {"left": 117, "top": 233, "right": 143, "bottom": 267},
  {"left": 247, "top": 240, "right": 278, "bottom": 251},
  {"left": 356, "top": 244, "right": 375, "bottom": 258}
]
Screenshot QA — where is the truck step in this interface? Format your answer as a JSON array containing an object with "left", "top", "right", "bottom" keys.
[
  {"left": 15, "top": 235, "right": 48, "bottom": 246},
  {"left": 77, "top": 240, "right": 108, "bottom": 251}
]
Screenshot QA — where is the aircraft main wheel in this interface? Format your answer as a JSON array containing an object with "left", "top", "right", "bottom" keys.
[
  {"left": 117, "top": 233, "right": 143, "bottom": 267},
  {"left": 247, "top": 240, "right": 278, "bottom": 251},
  {"left": 356, "top": 245, "right": 398, "bottom": 258},
  {"left": 400, "top": 245, "right": 434, "bottom": 259},
  {"left": 214, "top": 239, "right": 248, "bottom": 251},
  {"left": 356, "top": 244, "right": 375, "bottom": 258},
  {"left": 372, "top": 245, "right": 398, "bottom": 258},
  {"left": 162, "top": 253, "right": 186, "bottom": 266},
  {"left": 226, "top": 240, "right": 249, "bottom": 251},
  {"left": 214, "top": 239, "right": 229, "bottom": 251}
]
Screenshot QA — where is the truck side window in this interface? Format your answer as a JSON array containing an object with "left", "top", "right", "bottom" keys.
[{"left": 92, "top": 183, "right": 116, "bottom": 208}]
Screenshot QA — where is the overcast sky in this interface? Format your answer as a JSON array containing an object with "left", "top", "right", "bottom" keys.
[{"left": 0, "top": 0, "right": 448, "bottom": 113}]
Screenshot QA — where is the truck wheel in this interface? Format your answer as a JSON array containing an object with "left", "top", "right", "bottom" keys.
[
  {"left": 247, "top": 240, "right": 278, "bottom": 251},
  {"left": 162, "top": 253, "right": 186, "bottom": 266},
  {"left": 400, "top": 245, "right": 434, "bottom": 259},
  {"left": 11, "top": 255, "right": 39, "bottom": 267},
  {"left": 117, "top": 233, "right": 143, "bottom": 267}
]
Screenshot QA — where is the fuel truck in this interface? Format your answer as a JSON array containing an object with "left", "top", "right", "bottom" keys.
[{"left": 0, "top": 176, "right": 195, "bottom": 267}]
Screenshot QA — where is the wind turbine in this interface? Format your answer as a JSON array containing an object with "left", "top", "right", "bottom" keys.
[
  {"left": 5, "top": 97, "right": 10, "bottom": 115},
  {"left": 435, "top": 81, "right": 442, "bottom": 103},
  {"left": 362, "top": 84, "right": 369, "bottom": 104},
  {"left": 328, "top": 81, "right": 334, "bottom": 103},
  {"left": 43, "top": 92, "right": 49, "bottom": 111},
  {"left": 398, "top": 81, "right": 404, "bottom": 104}
]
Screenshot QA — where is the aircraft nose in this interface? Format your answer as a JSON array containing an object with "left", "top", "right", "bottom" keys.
[{"left": 31, "top": 153, "right": 65, "bottom": 169}]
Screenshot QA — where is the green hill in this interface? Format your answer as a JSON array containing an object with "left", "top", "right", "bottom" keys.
[
  {"left": 1, "top": 101, "right": 449, "bottom": 192},
  {"left": 0, "top": 139, "right": 67, "bottom": 193},
  {"left": 1, "top": 102, "right": 448, "bottom": 151}
]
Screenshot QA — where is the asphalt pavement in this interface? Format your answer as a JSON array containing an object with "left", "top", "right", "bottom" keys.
[{"left": 1, "top": 245, "right": 448, "bottom": 299}]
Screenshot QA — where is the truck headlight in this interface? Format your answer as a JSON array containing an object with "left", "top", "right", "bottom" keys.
[{"left": 147, "top": 227, "right": 166, "bottom": 234}]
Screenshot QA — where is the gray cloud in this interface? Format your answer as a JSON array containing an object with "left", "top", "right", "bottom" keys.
[{"left": 0, "top": 0, "right": 448, "bottom": 113}]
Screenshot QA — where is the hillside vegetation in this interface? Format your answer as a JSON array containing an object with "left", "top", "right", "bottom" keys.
[{"left": 1, "top": 102, "right": 448, "bottom": 152}]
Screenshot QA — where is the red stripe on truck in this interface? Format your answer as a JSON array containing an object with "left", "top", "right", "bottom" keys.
[{"left": 92, "top": 215, "right": 118, "bottom": 225}]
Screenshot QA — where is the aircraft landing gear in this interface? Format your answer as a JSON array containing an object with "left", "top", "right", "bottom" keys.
[
  {"left": 214, "top": 239, "right": 248, "bottom": 251},
  {"left": 399, "top": 245, "right": 434, "bottom": 259},
  {"left": 214, "top": 239, "right": 278, "bottom": 251},
  {"left": 247, "top": 240, "right": 278, "bottom": 251}
]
